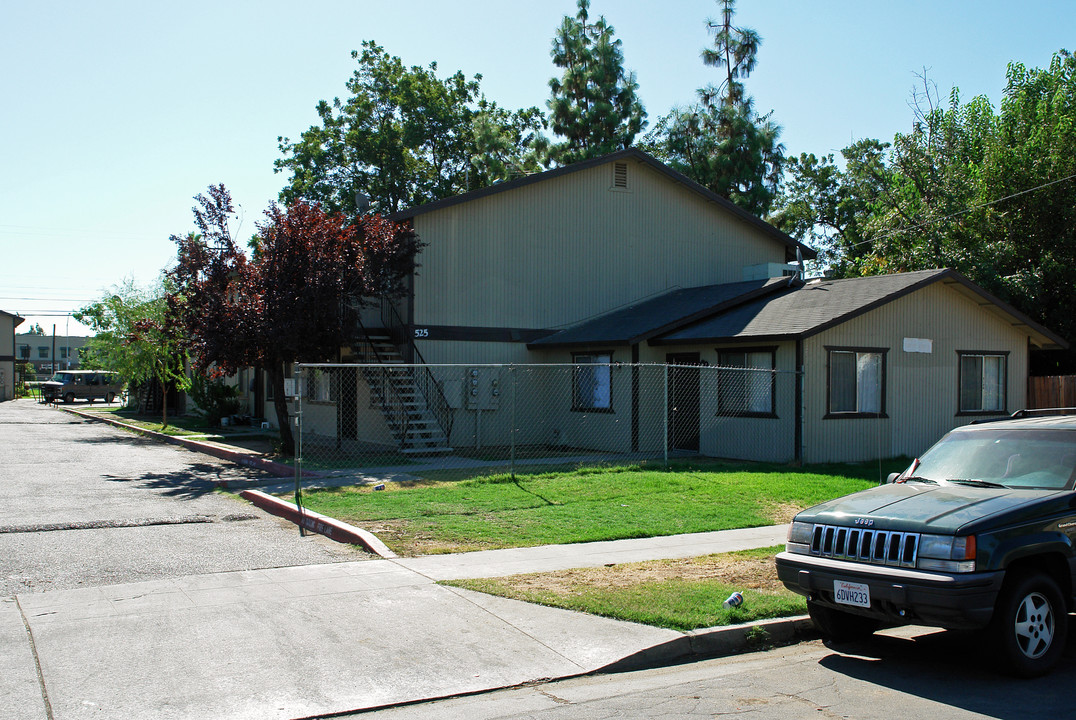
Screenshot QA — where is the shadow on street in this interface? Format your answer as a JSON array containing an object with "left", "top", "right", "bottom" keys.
[
  {"left": 817, "top": 625, "right": 1076, "bottom": 719},
  {"left": 102, "top": 462, "right": 263, "bottom": 500}
]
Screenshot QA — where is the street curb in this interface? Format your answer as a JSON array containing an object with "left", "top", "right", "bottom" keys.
[
  {"left": 59, "top": 405, "right": 309, "bottom": 479},
  {"left": 591, "top": 615, "right": 817, "bottom": 674},
  {"left": 239, "top": 489, "right": 397, "bottom": 558}
]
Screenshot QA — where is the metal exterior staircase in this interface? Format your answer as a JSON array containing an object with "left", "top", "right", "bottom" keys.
[{"left": 354, "top": 333, "right": 454, "bottom": 455}]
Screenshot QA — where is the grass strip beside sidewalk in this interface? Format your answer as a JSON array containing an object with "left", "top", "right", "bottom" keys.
[
  {"left": 76, "top": 405, "right": 211, "bottom": 436},
  {"left": 443, "top": 546, "right": 805, "bottom": 631}
]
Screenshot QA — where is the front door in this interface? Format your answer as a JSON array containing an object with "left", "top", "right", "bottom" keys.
[{"left": 666, "top": 352, "right": 701, "bottom": 452}]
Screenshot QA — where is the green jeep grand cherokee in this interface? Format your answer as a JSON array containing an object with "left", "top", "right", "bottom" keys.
[{"left": 776, "top": 411, "right": 1076, "bottom": 677}]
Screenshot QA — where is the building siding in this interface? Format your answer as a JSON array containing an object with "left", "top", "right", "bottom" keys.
[
  {"left": 411, "top": 157, "right": 789, "bottom": 335},
  {"left": 802, "top": 280, "right": 1030, "bottom": 463},
  {"left": 0, "top": 315, "right": 16, "bottom": 401}
]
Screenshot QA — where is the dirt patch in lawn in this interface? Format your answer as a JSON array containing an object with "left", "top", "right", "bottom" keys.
[
  {"left": 359, "top": 519, "right": 502, "bottom": 556},
  {"left": 763, "top": 501, "right": 803, "bottom": 524},
  {"left": 496, "top": 549, "right": 785, "bottom": 597}
]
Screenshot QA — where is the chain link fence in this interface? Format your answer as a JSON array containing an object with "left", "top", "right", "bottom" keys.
[{"left": 292, "top": 363, "right": 801, "bottom": 478}]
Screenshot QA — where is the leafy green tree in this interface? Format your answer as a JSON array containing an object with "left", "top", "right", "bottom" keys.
[
  {"left": 469, "top": 103, "right": 550, "bottom": 184},
  {"left": 645, "top": 0, "right": 783, "bottom": 216},
  {"left": 773, "top": 51, "right": 1076, "bottom": 368},
  {"left": 547, "top": 0, "right": 646, "bottom": 164},
  {"left": 771, "top": 140, "right": 892, "bottom": 274},
  {"left": 74, "top": 279, "right": 190, "bottom": 427},
  {"left": 276, "top": 41, "right": 546, "bottom": 215}
]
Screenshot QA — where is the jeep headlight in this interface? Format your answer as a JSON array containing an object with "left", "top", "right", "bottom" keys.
[
  {"left": 786, "top": 521, "right": 814, "bottom": 554},
  {"left": 917, "top": 534, "right": 976, "bottom": 572}
]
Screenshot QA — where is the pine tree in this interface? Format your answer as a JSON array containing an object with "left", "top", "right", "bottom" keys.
[
  {"left": 547, "top": 0, "right": 646, "bottom": 165},
  {"left": 646, "top": 0, "right": 783, "bottom": 216}
]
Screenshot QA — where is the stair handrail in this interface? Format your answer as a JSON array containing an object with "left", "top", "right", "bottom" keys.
[
  {"left": 354, "top": 314, "right": 411, "bottom": 444},
  {"left": 379, "top": 300, "right": 455, "bottom": 442}
]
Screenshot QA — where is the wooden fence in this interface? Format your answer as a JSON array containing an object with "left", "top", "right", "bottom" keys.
[{"left": 1028, "top": 376, "right": 1076, "bottom": 409}]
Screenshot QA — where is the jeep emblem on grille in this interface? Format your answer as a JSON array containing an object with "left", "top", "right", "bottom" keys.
[{"left": 854, "top": 518, "right": 874, "bottom": 527}]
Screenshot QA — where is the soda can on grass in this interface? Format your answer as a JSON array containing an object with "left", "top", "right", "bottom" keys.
[{"left": 722, "top": 591, "right": 744, "bottom": 608}]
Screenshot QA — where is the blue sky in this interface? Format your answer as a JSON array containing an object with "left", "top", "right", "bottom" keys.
[{"left": 2, "top": 0, "right": 1072, "bottom": 335}]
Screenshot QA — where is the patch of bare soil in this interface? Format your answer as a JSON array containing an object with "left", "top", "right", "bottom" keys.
[
  {"left": 495, "top": 551, "right": 785, "bottom": 598},
  {"left": 360, "top": 519, "right": 502, "bottom": 556},
  {"left": 764, "top": 501, "right": 804, "bottom": 524}
]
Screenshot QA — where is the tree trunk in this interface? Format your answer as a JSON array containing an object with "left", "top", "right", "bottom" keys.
[
  {"left": 161, "top": 379, "right": 169, "bottom": 429},
  {"left": 268, "top": 364, "right": 295, "bottom": 456}
]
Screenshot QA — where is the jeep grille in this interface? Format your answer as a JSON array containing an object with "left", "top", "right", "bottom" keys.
[{"left": 810, "top": 524, "right": 919, "bottom": 568}]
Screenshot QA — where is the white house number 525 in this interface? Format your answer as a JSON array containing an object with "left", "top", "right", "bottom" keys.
[{"left": 414, "top": 328, "right": 429, "bottom": 338}]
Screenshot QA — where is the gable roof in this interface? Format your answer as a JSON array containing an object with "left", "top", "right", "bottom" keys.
[
  {"left": 525, "top": 269, "right": 1067, "bottom": 351},
  {"left": 529, "top": 277, "right": 792, "bottom": 349},
  {"left": 0, "top": 310, "right": 25, "bottom": 327},
  {"left": 389, "top": 148, "right": 816, "bottom": 262},
  {"left": 655, "top": 269, "right": 1068, "bottom": 349}
]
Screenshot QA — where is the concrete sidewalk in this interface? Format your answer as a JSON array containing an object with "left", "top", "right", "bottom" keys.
[
  {"left": 398, "top": 524, "right": 789, "bottom": 580},
  {"left": 9, "top": 526, "right": 803, "bottom": 720}
]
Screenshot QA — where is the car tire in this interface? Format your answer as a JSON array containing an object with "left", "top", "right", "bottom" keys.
[
  {"left": 106, "top": 392, "right": 115, "bottom": 403},
  {"left": 808, "top": 601, "right": 880, "bottom": 642},
  {"left": 63, "top": 392, "right": 75, "bottom": 404},
  {"left": 990, "top": 571, "right": 1067, "bottom": 677}
]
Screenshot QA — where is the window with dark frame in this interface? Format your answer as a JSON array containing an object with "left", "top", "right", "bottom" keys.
[
  {"left": 958, "top": 352, "right": 1006, "bottom": 414},
  {"left": 304, "top": 367, "right": 337, "bottom": 404},
  {"left": 827, "top": 347, "right": 886, "bottom": 417},
  {"left": 717, "top": 348, "right": 776, "bottom": 417},
  {"left": 572, "top": 352, "right": 612, "bottom": 411}
]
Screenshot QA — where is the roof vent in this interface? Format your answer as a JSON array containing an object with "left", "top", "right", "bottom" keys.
[{"left": 612, "top": 161, "right": 629, "bottom": 189}]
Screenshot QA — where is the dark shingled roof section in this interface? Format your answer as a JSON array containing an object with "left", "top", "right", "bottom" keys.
[
  {"left": 654, "top": 268, "right": 1067, "bottom": 347},
  {"left": 389, "top": 148, "right": 816, "bottom": 262},
  {"left": 529, "top": 277, "right": 792, "bottom": 349}
]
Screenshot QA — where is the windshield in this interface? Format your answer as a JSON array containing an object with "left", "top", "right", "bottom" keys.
[
  {"left": 907, "top": 428, "right": 1076, "bottom": 490},
  {"left": 49, "top": 373, "right": 74, "bottom": 383}
]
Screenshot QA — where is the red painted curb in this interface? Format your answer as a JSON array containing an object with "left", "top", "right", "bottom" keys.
[{"left": 240, "top": 489, "right": 397, "bottom": 558}]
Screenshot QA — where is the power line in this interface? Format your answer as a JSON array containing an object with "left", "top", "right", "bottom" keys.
[
  {"left": 0, "top": 297, "right": 96, "bottom": 302},
  {"left": 0, "top": 223, "right": 161, "bottom": 241},
  {"left": 843, "top": 171, "right": 1076, "bottom": 252},
  {"left": 15, "top": 312, "right": 84, "bottom": 317}
]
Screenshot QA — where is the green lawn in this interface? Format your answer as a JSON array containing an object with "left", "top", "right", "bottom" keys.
[
  {"left": 444, "top": 546, "right": 806, "bottom": 631},
  {"left": 80, "top": 406, "right": 211, "bottom": 436},
  {"left": 292, "top": 458, "right": 906, "bottom": 555}
]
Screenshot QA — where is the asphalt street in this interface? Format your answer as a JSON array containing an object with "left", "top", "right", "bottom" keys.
[
  {"left": 6, "top": 397, "right": 1075, "bottom": 720},
  {"left": 352, "top": 626, "right": 1076, "bottom": 720},
  {"left": 0, "top": 399, "right": 363, "bottom": 596}
]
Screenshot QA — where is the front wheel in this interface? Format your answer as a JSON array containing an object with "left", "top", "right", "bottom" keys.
[
  {"left": 63, "top": 392, "right": 75, "bottom": 404},
  {"left": 808, "top": 601, "right": 880, "bottom": 642},
  {"left": 990, "top": 571, "right": 1068, "bottom": 677},
  {"left": 106, "top": 392, "right": 115, "bottom": 403}
]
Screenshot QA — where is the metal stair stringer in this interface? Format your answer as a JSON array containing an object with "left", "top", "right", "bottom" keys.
[{"left": 354, "top": 333, "right": 454, "bottom": 456}]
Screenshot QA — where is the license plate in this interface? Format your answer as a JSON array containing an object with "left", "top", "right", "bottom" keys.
[{"left": 833, "top": 580, "right": 870, "bottom": 608}]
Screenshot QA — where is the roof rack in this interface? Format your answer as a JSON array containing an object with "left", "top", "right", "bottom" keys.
[
  {"left": 967, "top": 408, "right": 1076, "bottom": 425},
  {"left": 1009, "top": 408, "right": 1076, "bottom": 418}
]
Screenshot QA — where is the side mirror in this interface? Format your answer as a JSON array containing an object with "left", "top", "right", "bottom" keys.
[{"left": 886, "top": 472, "right": 901, "bottom": 484}]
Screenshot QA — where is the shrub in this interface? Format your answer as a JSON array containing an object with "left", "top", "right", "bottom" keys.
[{"left": 190, "top": 373, "right": 241, "bottom": 427}]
